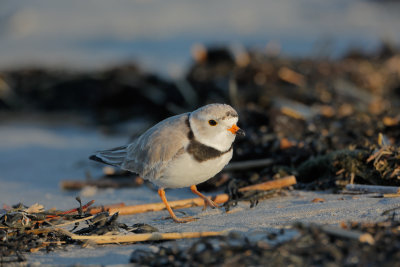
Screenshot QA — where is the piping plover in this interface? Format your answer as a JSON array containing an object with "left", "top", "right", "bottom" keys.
[{"left": 90, "top": 103, "right": 245, "bottom": 223}]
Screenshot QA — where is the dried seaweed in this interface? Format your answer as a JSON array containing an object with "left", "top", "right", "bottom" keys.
[
  {"left": 295, "top": 135, "right": 400, "bottom": 190},
  {"left": 0, "top": 198, "right": 159, "bottom": 264},
  {"left": 130, "top": 218, "right": 400, "bottom": 267}
]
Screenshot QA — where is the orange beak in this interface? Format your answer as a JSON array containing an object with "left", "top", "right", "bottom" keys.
[{"left": 227, "top": 124, "right": 245, "bottom": 136}]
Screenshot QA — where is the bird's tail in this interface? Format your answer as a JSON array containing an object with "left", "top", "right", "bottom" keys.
[{"left": 89, "top": 145, "right": 127, "bottom": 168}]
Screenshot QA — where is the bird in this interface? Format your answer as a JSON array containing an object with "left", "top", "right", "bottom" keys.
[{"left": 89, "top": 103, "right": 245, "bottom": 223}]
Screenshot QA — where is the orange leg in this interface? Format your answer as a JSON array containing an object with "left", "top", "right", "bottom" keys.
[
  {"left": 190, "top": 185, "right": 220, "bottom": 209},
  {"left": 158, "top": 188, "right": 197, "bottom": 223}
]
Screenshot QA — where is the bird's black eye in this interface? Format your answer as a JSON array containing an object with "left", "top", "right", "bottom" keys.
[{"left": 208, "top": 119, "right": 217, "bottom": 126}]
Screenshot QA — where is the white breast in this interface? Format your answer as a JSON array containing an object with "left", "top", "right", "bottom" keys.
[{"left": 150, "top": 150, "right": 233, "bottom": 188}]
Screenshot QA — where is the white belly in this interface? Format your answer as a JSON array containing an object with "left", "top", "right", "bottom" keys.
[{"left": 151, "top": 150, "right": 233, "bottom": 188}]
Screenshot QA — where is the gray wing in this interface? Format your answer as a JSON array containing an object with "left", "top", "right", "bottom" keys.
[{"left": 122, "top": 113, "right": 190, "bottom": 179}]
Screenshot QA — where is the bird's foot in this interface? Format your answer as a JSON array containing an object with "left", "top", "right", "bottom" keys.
[
  {"left": 171, "top": 215, "right": 198, "bottom": 223},
  {"left": 202, "top": 198, "right": 221, "bottom": 210}
]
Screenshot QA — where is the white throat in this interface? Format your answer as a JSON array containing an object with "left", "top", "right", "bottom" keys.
[{"left": 205, "top": 131, "right": 235, "bottom": 151}]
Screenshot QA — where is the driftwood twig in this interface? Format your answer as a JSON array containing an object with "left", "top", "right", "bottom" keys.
[
  {"left": 238, "top": 175, "right": 296, "bottom": 192},
  {"left": 345, "top": 184, "right": 400, "bottom": 194},
  {"left": 60, "top": 177, "right": 142, "bottom": 190},
  {"left": 56, "top": 228, "right": 224, "bottom": 244},
  {"left": 300, "top": 223, "right": 375, "bottom": 245},
  {"left": 319, "top": 225, "right": 375, "bottom": 245}
]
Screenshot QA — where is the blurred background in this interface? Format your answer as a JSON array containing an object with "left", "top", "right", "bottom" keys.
[
  {"left": 1, "top": 0, "right": 400, "bottom": 76},
  {"left": 1, "top": 0, "right": 400, "bottom": 207}
]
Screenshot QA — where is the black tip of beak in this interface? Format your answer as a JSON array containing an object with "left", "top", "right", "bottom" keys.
[{"left": 236, "top": 129, "right": 246, "bottom": 137}]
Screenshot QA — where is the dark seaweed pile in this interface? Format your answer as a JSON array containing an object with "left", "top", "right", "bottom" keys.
[
  {"left": 0, "top": 65, "right": 185, "bottom": 124},
  {"left": 130, "top": 217, "right": 400, "bottom": 267}
]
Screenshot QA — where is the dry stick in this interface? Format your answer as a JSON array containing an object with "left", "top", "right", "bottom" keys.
[
  {"left": 57, "top": 228, "right": 224, "bottom": 244},
  {"left": 26, "top": 215, "right": 96, "bottom": 235},
  {"left": 300, "top": 223, "right": 375, "bottom": 245},
  {"left": 238, "top": 175, "right": 296, "bottom": 192},
  {"left": 30, "top": 241, "right": 67, "bottom": 253},
  {"left": 48, "top": 215, "right": 95, "bottom": 228},
  {"left": 89, "top": 175, "right": 297, "bottom": 216},
  {"left": 86, "top": 202, "right": 126, "bottom": 213},
  {"left": 382, "top": 193, "right": 400, "bottom": 198},
  {"left": 59, "top": 200, "right": 95, "bottom": 215},
  {"left": 320, "top": 225, "right": 375, "bottom": 245},
  {"left": 60, "top": 179, "right": 141, "bottom": 190},
  {"left": 27, "top": 228, "right": 56, "bottom": 235},
  {"left": 345, "top": 184, "right": 400, "bottom": 194}
]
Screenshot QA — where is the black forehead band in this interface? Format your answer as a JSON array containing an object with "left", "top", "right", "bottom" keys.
[{"left": 220, "top": 111, "right": 238, "bottom": 120}]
